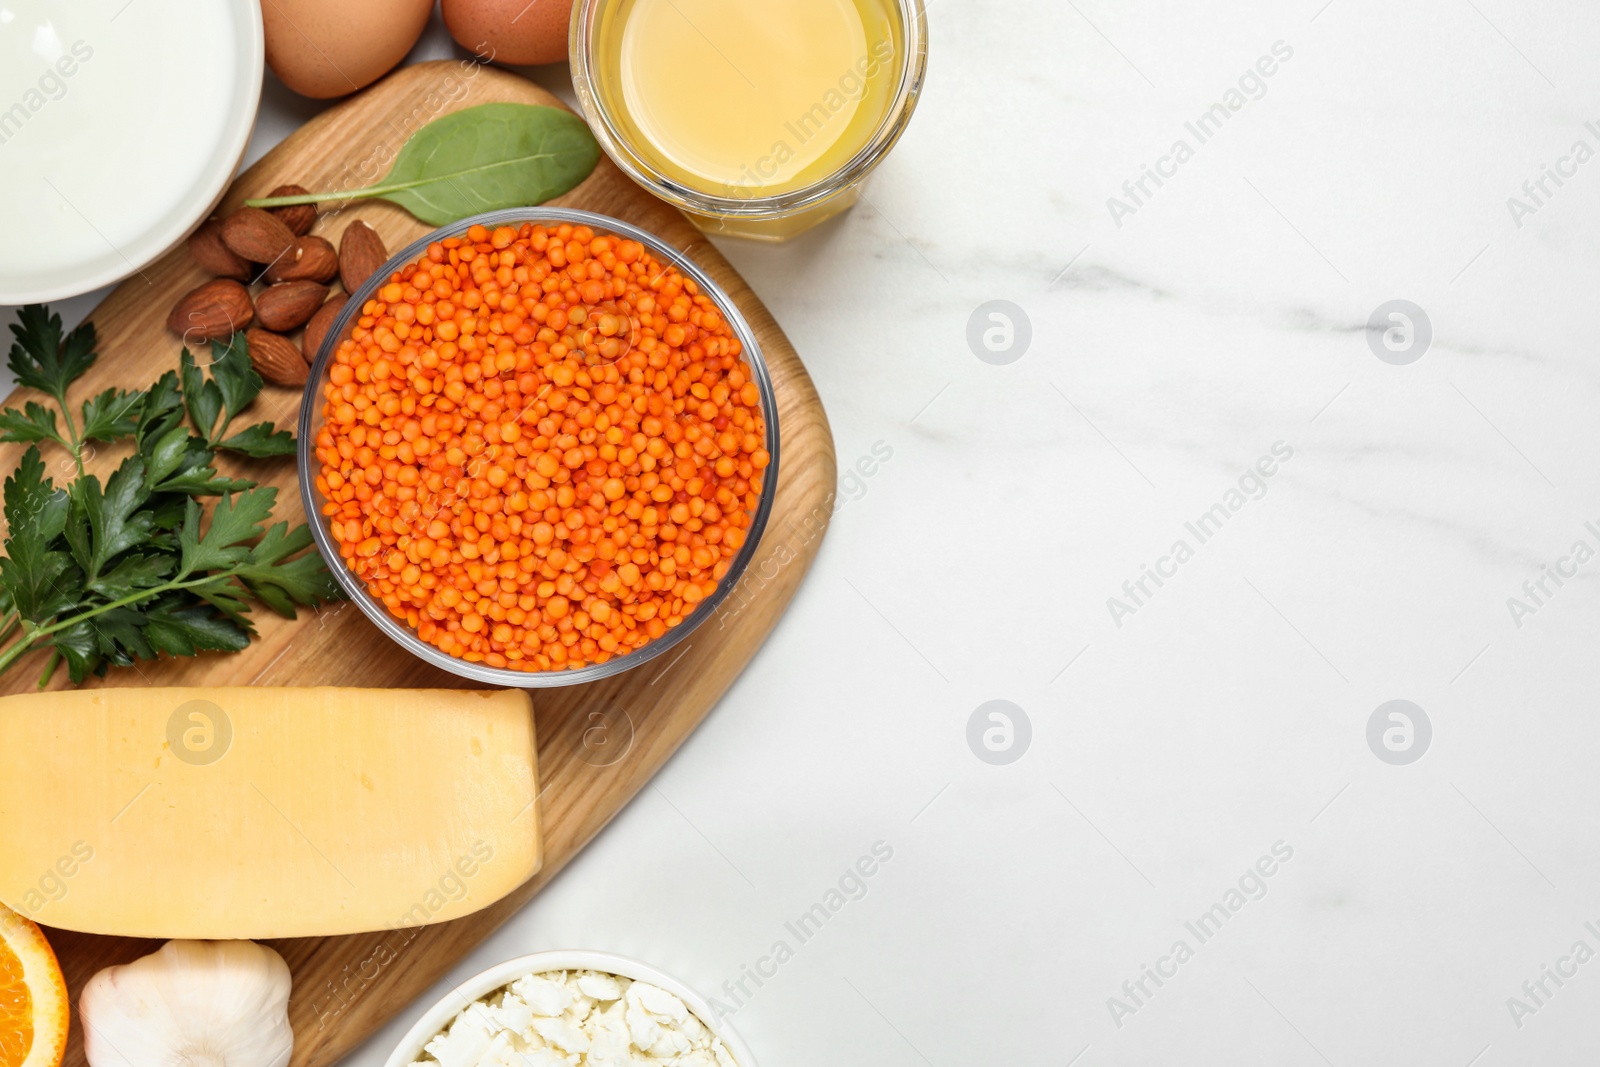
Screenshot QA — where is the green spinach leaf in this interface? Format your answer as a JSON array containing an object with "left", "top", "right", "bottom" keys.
[{"left": 246, "top": 103, "right": 601, "bottom": 226}]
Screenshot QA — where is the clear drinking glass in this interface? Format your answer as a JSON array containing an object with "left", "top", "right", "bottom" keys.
[{"left": 569, "top": 0, "right": 930, "bottom": 241}]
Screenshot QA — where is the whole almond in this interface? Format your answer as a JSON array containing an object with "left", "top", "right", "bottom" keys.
[
  {"left": 265, "top": 184, "right": 317, "bottom": 236},
  {"left": 220, "top": 207, "right": 296, "bottom": 265},
  {"left": 246, "top": 328, "right": 308, "bottom": 387},
  {"left": 168, "top": 278, "right": 253, "bottom": 342},
  {"left": 339, "top": 220, "right": 387, "bottom": 294},
  {"left": 265, "top": 235, "right": 339, "bottom": 284},
  {"left": 187, "top": 218, "right": 250, "bottom": 281},
  {"left": 255, "top": 280, "right": 328, "bottom": 332},
  {"left": 302, "top": 292, "right": 350, "bottom": 363}
]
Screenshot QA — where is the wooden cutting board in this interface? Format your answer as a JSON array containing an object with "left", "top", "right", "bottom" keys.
[{"left": 2, "top": 60, "right": 835, "bottom": 1067}]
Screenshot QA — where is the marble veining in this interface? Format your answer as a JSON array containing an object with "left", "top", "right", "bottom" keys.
[{"left": 7, "top": 1, "right": 1600, "bottom": 1064}]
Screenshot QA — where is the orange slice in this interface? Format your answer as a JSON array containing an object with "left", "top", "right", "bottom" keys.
[{"left": 0, "top": 904, "right": 67, "bottom": 1067}]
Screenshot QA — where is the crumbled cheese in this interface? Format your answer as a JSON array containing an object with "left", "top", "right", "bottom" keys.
[
  {"left": 577, "top": 973, "right": 623, "bottom": 1002},
  {"left": 410, "top": 969, "right": 738, "bottom": 1067}
]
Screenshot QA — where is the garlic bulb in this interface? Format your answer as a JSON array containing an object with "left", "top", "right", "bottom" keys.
[{"left": 80, "top": 939, "right": 293, "bottom": 1067}]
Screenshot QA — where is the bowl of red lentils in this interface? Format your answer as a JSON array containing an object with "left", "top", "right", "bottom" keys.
[{"left": 299, "top": 208, "right": 778, "bottom": 685}]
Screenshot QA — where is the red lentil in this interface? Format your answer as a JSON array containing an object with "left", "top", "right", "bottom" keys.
[{"left": 314, "top": 222, "right": 769, "bottom": 672}]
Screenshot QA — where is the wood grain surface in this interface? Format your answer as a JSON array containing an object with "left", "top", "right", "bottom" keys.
[{"left": 2, "top": 60, "right": 835, "bottom": 1067}]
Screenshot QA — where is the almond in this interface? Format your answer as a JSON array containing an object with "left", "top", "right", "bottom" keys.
[
  {"left": 246, "top": 328, "right": 308, "bottom": 387},
  {"left": 220, "top": 206, "right": 296, "bottom": 265},
  {"left": 339, "top": 220, "right": 388, "bottom": 294},
  {"left": 255, "top": 280, "right": 328, "bottom": 332},
  {"left": 187, "top": 218, "right": 251, "bottom": 281},
  {"left": 265, "top": 184, "right": 317, "bottom": 236},
  {"left": 168, "top": 278, "right": 253, "bottom": 342},
  {"left": 302, "top": 293, "right": 350, "bottom": 364},
  {"left": 265, "top": 235, "right": 339, "bottom": 284}
]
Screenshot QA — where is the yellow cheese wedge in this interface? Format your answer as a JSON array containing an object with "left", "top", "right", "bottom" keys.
[{"left": 0, "top": 686, "right": 540, "bottom": 939}]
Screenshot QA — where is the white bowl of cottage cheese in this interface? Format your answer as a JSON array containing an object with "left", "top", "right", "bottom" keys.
[{"left": 386, "top": 951, "right": 758, "bottom": 1067}]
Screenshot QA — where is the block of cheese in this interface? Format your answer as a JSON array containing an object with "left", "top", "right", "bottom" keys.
[{"left": 0, "top": 686, "right": 540, "bottom": 939}]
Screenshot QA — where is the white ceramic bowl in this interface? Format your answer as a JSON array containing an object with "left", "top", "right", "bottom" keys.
[
  {"left": 0, "top": 0, "right": 263, "bottom": 304},
  {"left": 384, "top": 950, "right": 759, "bottom": 1067}
]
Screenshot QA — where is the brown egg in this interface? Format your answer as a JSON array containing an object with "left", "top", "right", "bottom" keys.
[
  {"left": 265, "top": 0, "right": 436, "bottom": 99},
  {"left": 443, "top": 0, "right": 574, "bottom": 66}
]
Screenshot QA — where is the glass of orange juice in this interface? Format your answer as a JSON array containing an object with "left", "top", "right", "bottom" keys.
[{"left": 570, "top": 0, "right": 928, "bottom": 241}]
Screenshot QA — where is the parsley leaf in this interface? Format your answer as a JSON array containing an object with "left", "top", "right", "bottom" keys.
[
  {"left": 0, "top": 306, "right": 335, "bottom": 685},
  {"left": 141, "top": 597, "right": 251, "bottom": 658},
  {"left": 209, "top": 333, "right": 264, "bottom": 434},
  {"left": 141, "top": 425, "right": 255, "bottom": 496},
  {"left": 181, "top": 337, "right": 265, "bottom": 446},
  {"left": 0, "top": 449, "right": 79, "bottom": 623},
  {"left": 142, "top": 425, "right": 194, "bottom": 488},
  {"left": 86, "top": 606, "right": 154, "bottom": 668},
  {"left": 178, "top": 488, "right": 279, "bottom": 577},
  {"left": 45, "top": 619, "right": 100, "bottom": 684},
  {"left": 0, "top": 401, "right": 67, "bottom": 447},
  {"left": 153, "top": 466, "right": 256, "bottom": 497},
  {"left": 67, "top": 456, "right": 154, "bottom": 584},
  {"left": 235, "top": 521, "right": 343, "bottom": 617},
  {"left": 136, "top": 371, "right": 185, "bottom": 449},
  {"left": 7, "top": 305, "right": 96, "bottom": 404},
  {"left": 87, "top": 553, "right": 174, "bottom": 600},
  {"left": 79, "top": 387, "right": 146, "bottom": 443},
  {"left": 3, "top": 448, "right": 68, "bottom": 540},
  {"left": 190, "top": 575, "right": 256, "bottom": 630},
  {"left": 179, "top": 347, "right": 226, "bottom": 443},
  {"left": 217, "top": 421, "right": 297, "bottom": 458}
]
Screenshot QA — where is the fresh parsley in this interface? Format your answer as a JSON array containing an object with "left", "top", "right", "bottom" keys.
[{"left": 0, "top": 305, "right": 339, "bottom": 686}]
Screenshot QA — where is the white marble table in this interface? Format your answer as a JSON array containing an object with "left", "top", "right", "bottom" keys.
[{"left": 9, "top": 1, "right": 1600, "bottom": 1063}]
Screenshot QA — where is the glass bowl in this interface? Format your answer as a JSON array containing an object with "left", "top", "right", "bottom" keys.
[
  {"left": 569, "top": 0, "right": 929, "bottom": 241},
  {"left": 298, "top": 207, "right": 779, "bottom": 688}
]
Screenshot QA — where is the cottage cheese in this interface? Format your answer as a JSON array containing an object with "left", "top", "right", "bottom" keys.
[{"left": 410, "top": 969, "right": 738, "bottom": 1067}]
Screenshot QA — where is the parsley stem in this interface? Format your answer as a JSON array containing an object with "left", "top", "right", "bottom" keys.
[
  {"left": 36, "top": 648, "right": 59, "bottom": 689},
  {"left": 0, "top": 631, "right": 39, "bottom": 679},
  {"left": 52, "top": 386, "right": 85, "bottom": 477},
  {"left": 33, "top": 574, "right": 222, "bottom": 638},
  {"left": 0, "top": 574, "right": 227, "bottom": 680}
]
